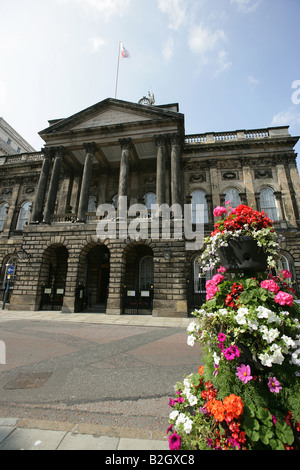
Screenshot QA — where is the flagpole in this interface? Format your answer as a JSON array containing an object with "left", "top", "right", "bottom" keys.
[{"left": 114, "top": 41, "right": 121, "bottom": 99}]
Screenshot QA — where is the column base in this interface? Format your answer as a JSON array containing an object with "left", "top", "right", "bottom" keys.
[{"left": 106, "top": 308, "right": 121, "bottom": 315}]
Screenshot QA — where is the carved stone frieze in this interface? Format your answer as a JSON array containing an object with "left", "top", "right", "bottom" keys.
[
  {"left": 254, "top": 169, "right": 273, "bottom": 179},
  {"left": 222, "top": 171, "right": 239, "bottom": 180},
  {"left": 189, "top": 173, "right": 206, "bottom": 183}
]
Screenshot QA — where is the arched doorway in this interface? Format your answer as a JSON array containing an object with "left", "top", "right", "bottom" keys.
[
  {"left": 77, "top": 243, "right": 110, "bottom": 313},
  {"left": 39, "top": 245, "right": 69, "bottom": 310},
  {"left": 122, "top": 243, "right": 154, "bottom": 315}
]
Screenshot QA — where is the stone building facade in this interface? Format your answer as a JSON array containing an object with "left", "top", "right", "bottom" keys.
[{"left": 0, "top": 97, "right": 300, "bottom": 317}]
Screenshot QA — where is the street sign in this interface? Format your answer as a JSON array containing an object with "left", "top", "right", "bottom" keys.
[{"left": 7, "top": 265, "right": 15, "bottom": 275}]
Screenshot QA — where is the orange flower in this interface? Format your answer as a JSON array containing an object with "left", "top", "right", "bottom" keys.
[
  {"left": 206, "top": 398, "right": 226, "bottom": 422},
  {"left": 223, "top": 394, "right": 244, "bottom": 422},
  {"left": 198, "top": 365, "right": 204, "bottom": 375}
]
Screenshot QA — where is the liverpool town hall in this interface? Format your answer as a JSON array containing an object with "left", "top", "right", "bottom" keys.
[{"left": 0, "top": 96, "right": 300, "bottom": 317}]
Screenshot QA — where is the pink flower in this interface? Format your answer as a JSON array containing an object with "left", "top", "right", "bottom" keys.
[
  {"left": 218, "top": 333, "right": 226, "bottom": 343},
  {"left": 217, "top": 266, "right": 227, "bottom": 273},
  {"left": 260, "top": 279, "right": 280, "bottom": 293},
  {"left": 213, "top": 206, "right": 228, "bottom": 217},
  {"left": 206, "top": 286, "right": 219, "bottom": 300},
  {"left": 223, "top": 345, "right": 241, "bottom": 361},
  {"left": 274, "top": 291, "right": 293, "bottom": 307},
  {"left": 268, "top": 376, "right": 282, "bottom": 394},
  {"left": 169, "top": 432, "right": 181, "bottom": 450},
  {"left": 281, "top": 269, "right": 292, "bottom": 279},
  {"left": 236, "top": 364, "right": 253, "bottom": 384},
  {"left": 211, "top": 274, "right": 225, "bottom": 285}
]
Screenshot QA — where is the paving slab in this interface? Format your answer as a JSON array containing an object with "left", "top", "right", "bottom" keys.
[
  {"left": 118, "top": 437, "right": 169, "bottom": 450},
  {"left": 57, "top": 432, "right": 119, "bottom": 450},
  {"left": 0, "top": 427, "right": 67, "bottom": 450}
]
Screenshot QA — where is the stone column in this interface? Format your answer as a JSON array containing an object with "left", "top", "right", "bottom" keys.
[
  {"left": 276, "top": 162, "right": 297, "bottom": 226},
  {"left": 287, "top": 160, "right": 300, "bottom": 221},
  {"left": 242, "top": 164, "right": 257, "bottom": 209},
  {"left": 117, "top": 138, "right": 131, "bottom": 217},
  {"left": 209, "top": 165, "right": 220, "bottom": 210},
  {"left": 43, "top": 146, "right": 65, "bottom": 224},
  {"left": 206, "top": 194, "right": 214, "bottom": 225},
  {"left": 77, "top": 142, "right": 97, "bottom": 223},
  {"left": 274, "top": 191, "right": 284, "bottom": 220},
  {"left": 170, "top": 133, "right": 181, "bottom": 206},
  {"left": 155, "top": 135, "right": 166, "bottom": 207},
  {"left": 31, "top": 148, "right": 52, "bottom": 223}
]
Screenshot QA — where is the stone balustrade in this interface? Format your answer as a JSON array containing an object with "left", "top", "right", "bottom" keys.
[{"left": 185, "top": 126, "right": 290, "bottom": 145}]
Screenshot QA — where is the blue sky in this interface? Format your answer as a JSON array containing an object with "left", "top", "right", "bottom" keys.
[{"left": 1, "top": 0, "right": 300, "bottom": 162}]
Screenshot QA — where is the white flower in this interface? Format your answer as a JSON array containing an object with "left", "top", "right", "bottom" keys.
[
  {"left": 247, "top": 318, "right": 258, "bottom": 331},
  {"left": 235, "top": 311, "right": 247, "bottom": 325},
  {"left": 213, "top": 351, "right": 220, "bottom": 365},
  {"left": 183, "top": 417, "right": 193, "bottom": 434},
  {"left": 290, "top": 349, "right": 300, "bottom": 366},
  {"left": 270, "top": 344, "right": 285, "bottom": 365},
  {"left": 282, "top": 335, "right": 295, "bottom": 349},
  {"left": 169, "top": 410, "right": 179, "bottom": 420},
  {"left": 259, "top": 326, "right": 280, "bottom": 343},
  {"left": 187, "top": 322, "right": 198, "bottom": 333},
  {"left": 218, "top": 308, "right": 228, "bottom": 316},
  {"left": 187, "top": 335, "right": 195, "bottom": 347},
  {"left": 258, "top": 352, "right": 273, "bottom": 367},
  {"left": 256, "top": 306, "right": 274, "bottom": 319},
  {"left": 176, "top": 413, "right": 187, "bottom": 425},
  {"left": 267, "top": 311, "right": 281, "bottom": 324},
  {"left": 188, "top": 395, "right": 198, "bottom": 406},
  {"left": 237, "top": 307, "right": 249, "bottom": 316}
]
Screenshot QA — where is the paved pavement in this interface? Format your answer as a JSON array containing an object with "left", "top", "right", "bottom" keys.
[
  {"left": 0, "top": 310, "right": 195, "bottom": 450},
  {"left": 0, "top": 416, "right": 170, "bottom": 450}
]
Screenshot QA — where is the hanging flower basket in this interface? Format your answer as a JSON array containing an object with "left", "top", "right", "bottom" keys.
[
  {"left": 200, "top": 203, "right": 282, "bottom": 273},
  {"left": 167, "top": 203, "right": 300, "bottom": 451},
  {"left": 218, "top": 235, "right": 268, "bottom": 272}
]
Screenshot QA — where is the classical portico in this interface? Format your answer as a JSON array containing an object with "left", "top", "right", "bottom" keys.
[{"left": 32, "top": 99, "right": 184, "bottom": 226}]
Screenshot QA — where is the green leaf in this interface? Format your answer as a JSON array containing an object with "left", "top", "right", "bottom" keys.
[
  {"left": 259, "top": 425, "right": 273, "bottom": 445},
  {"left": 256, "top": 407, "right": 272, "bottom": 424},
  {"left": 247, "top": 428, "right": 260, "bottom": 442},
  {"left": 269, "top": 438, "right": 285, "bottom": 450},
  {"left": 275, "top": 422, "right": 295, "bottom": 446}
]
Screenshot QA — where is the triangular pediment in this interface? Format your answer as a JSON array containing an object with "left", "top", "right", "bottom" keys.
[
  {"left": 39, "top": 98, "right": 182, "bottom": 136},
  {"left": 72, "top": 107, "right": 151, "bottom": 130}
]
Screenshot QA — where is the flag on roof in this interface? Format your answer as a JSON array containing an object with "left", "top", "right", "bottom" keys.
[{"left": 121, "top": 42, "right": 130, "bottom": 59}]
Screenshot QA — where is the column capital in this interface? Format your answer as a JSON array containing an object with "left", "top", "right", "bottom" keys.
[
  {"left": 83, "top": 142, "right": 97, "bottom": 155},
  {"left": 53, "top": 146, "right": 66, "bottom": 158},
  {"left": 42, "top": 147, "right": 55, "bottom": 159},
  {"left": 119, "top": 138, "right": 132, "bottom": 151},
  {"left": 154, "top": 134, "right": 167, "bottom": 147},
  {"left": 168, "top": 133, "right": 182, "bottom": 146}
]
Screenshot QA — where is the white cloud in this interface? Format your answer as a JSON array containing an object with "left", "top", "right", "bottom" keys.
[
  {"left": 157, "top": 0, "right": 188, "bottom": 30},
  {"left": 57, "top": 0, "right": 132, "bottom": 21},
  {"left": 217, "top": 50, "right": 232, "bottom": 74},
  {"left": 270, "top": 107, "right": 300, "bottom": 131},
  {"left": 248, "top": 75, "right": 260, "bottom": 89},
  {"left": 230, "top": 0, "right": 261, "bottom": 14},
  {"left": 188, "top": 24, "right": 226, "bottom": 55},
  {"left": 162, "top": 36, "right": 174, "bottom": 61},
  {"left": 90, "top": 36, "right": 107, "bottom": 52}
]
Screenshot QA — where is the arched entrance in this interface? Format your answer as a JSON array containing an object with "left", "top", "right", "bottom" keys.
[
  {"left": 122, "top": 243, "right": 154, "bottom": 315},
  {"left": 77, "top": 243, "right": 110, "bottom": 313},
  {"left": 39, "top": 245, "right": 69, "bottom": 310}
]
